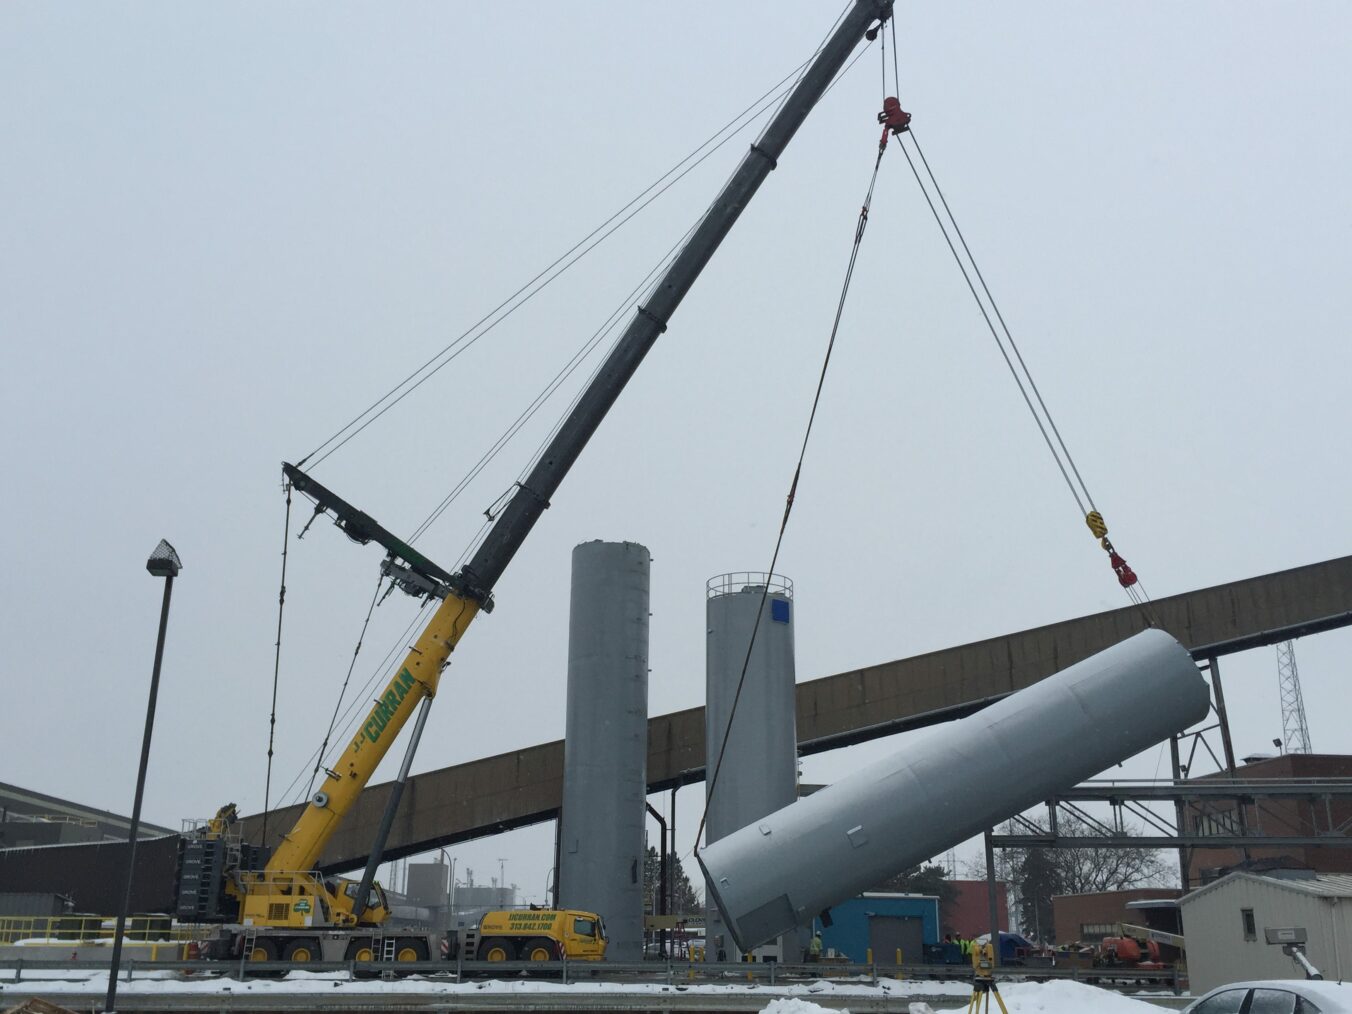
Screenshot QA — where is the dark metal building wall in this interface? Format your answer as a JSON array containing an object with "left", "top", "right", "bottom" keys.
[{"left": 0, "top": 834, "right": 180, "bottom": 915}]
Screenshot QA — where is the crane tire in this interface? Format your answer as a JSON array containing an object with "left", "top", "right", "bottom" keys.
[
  {"left": 478, "top": 937, "right": 516, "bottom": 962},
  {"left": 284, "top": 938, "right": 321, "bottom": 963},
  {"left": 344, "top": 938, "right": 376, "bottom": 962},
  {"left": 395, "top": 937, "right": 429, "bottom": 962},
  {"left": 246, "top": 937, "right": 279, "bottom": 962},
  {"left": 524, "top": 938, "right": 556, "bottom": 962}
]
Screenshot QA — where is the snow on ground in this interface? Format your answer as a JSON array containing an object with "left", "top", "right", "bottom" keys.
[
  {"left": 761, "top": 983, "right": 1165, "bottom": 1014},
  {"left": 0, "top": 970, "right": 966, "bottom": 995},
  {"left": 0, "top": 970, "right": 1170, "bottom": 1011},
  {"left": 996, "top": 980, "right": 1166, "bottom": 1012},
  {"left": 760, "top": 1001, "right": 846, "bottom": 1014}
]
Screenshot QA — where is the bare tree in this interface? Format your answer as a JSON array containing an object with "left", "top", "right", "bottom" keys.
[
  {"left": 965, "top": 815, "right": 1174, "bottom": 941},
  {"left": 1053, "top": 827, "right": 1174, "bottom": 895}
]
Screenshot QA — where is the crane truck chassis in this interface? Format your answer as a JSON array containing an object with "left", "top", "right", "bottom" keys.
[{"left": 193, "top": 908, "right": 606, "bottom": 965}]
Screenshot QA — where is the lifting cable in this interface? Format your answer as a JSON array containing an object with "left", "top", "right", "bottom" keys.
[
  {"left": 271, "top": 231, "right": 700, "bottom": 812},
  {"left": 261, "top": 479, "right": 293, "bottom": 844},
  {"left": 277, "top": 236, "right": 701, "bottom": 805},
  {"left": 894, "top": 127, "right": 1156, "bottom": 619},
  {"left": 419, "top": 35, "right": 881, "bottom": 566},
  {"left": 271, "top": 16, "right": 881, "bottom": 817},
  {"left": 303, "top": 571, "right": 387, "bottom": 802},
  {"left": 292, "top": 32, "right": 851, "bottom": 474},
  {"left": 695, "top": 111, "right": 893, "bottom": 856},
  {"left": 277, "top": 596, "right": 435, "bottom": 809},
  {"left": 408, "top": 220, "right": 698, "bottom": 547},
  {"left": 518, "top": 35, "right": 881, "bottom": 504},
  {"left": 441, "top": 221, "right": 704, "bottom": 569}
]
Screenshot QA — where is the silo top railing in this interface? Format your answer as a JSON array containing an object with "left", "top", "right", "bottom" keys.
[{"left": 706, "top": 572, "right": 793, "bottom": 599}]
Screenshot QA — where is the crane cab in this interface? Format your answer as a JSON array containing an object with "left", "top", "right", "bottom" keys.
[
  {"left": 328, "top": 878, "right": 391, "bottom": 927},
  {"left": 235, "top": 872, "right": 390, "bottom": 929}
]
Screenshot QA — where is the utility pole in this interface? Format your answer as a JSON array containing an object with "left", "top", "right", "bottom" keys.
[{"left": 107, "top": 540, "right": 181, "bottom": 1014}]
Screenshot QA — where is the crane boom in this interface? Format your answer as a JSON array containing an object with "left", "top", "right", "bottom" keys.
[
  {"left": 455, "top": 0, "right": 892, "bottom": 604},
  {"left": 265, "top": 0, "right": 892, "bottom": 894}
]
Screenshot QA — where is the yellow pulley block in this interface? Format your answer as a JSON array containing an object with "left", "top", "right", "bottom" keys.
[{"left": 1085, "top": 511, "right": 1108, "bottom": 540}]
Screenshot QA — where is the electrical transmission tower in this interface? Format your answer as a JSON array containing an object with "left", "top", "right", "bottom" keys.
[{"left": 1276, "top": 641, "right": 1313, "bottom": 754}]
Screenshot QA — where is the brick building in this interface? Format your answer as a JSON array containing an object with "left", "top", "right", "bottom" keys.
[
  {"left": 1051, "top": 888, "right": 1181, "bottom": 943},
  {"left": 943, "top": 879, "right": 1009, "bottom": 938},
  {"left": 1185, "top": 754, "right": 1352, "bottom": 885}
]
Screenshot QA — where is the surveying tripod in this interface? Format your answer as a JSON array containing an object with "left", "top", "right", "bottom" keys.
[{"left": 966, "top": 942, "right": 1009, "bottom": 1014}]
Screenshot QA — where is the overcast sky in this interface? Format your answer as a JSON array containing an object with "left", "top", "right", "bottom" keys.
[{"left": 3, "top": 2, "right": 1350, "bottom": 903}]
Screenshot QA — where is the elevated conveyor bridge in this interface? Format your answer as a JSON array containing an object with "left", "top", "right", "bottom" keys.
[{"left": 238, "top": 554, "right": 1352, "bottom": 873}]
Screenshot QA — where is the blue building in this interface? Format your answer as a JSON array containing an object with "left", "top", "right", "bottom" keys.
[{"left": 815, "top": 893, "right": 940, "bottom": 964}]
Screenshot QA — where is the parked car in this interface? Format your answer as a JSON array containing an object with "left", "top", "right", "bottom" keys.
[{"left": 1184, "top": 980, "right": 1352, "bottom": 1014}]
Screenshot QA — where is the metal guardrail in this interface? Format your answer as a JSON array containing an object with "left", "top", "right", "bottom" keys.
[
  {"left": 0, "top": 914, "right": 208, "bottom": 946},
  {"left": 1, "top": 957, "right": 1185, "bottom": 994},
  {"left": 3, "top": 813, "right": 97, "bottom": 827}
]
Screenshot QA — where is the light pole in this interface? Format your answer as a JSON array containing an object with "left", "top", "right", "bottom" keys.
[{"left": 106, "top": 539, "right": 181, "bottom": 1014}]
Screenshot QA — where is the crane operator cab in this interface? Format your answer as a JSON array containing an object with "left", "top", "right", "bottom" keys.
[{"left": 329, "top": 878, "right": 390, "bottom": 926}]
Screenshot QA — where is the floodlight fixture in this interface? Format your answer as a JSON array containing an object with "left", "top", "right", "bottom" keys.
[{"left": 146, "top": 539, "right": 182, "bottom": 577}]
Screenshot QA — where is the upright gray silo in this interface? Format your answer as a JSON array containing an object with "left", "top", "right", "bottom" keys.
[
  {"left": 558, "top": 541, "right": 651, "bottom": 961},
  {"left": 704, "top": 573, "right": 797, "bottom": 959}
]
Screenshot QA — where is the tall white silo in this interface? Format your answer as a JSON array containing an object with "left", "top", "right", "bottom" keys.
[
  {"left": 557, "top": 540, "right": 651, "bottom": 961},
  {"left": 704, "top": 573, "right": 797, "bottom": 960}
]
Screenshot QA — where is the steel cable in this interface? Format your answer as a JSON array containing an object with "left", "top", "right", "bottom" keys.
[
  {"left": 696, "top": 141, "right": 889, "bottom": 854},
  {"left": 895, "top": 138, "right": 1089, "bottom": 519},
  {"left": 896, "top": 130, "right": 1157, "bottom": 619},
  {"left": 277, "top": 597, "right": 434, "bottom": 809},
  {"left": 408, "top": 225, "right": 693, "bottom": 546},
  {"left": 909, "top": 131, "right": 1100, "bottom": 515},
  {"left": 296, "top": 49, "right": 839, "bottom": 472},
  {"left": 303, "top": 572, "right": 387, "bottom": 802},
  {"left": 433, "top": 40, "right": 882, "bottom": 567},
  {"left": 278, "top": 20, "right": 883, "bottom": 815},
  {"left": 261, "top": 480, "right": 293, "bottom": 845}
]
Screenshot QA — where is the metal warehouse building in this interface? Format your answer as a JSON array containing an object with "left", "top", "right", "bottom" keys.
[{"left": 1179, "top": 872, "right": 1352, "bottom": 994}]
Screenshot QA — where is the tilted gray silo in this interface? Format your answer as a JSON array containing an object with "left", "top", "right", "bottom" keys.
[
  {"left": 704, "top": 573, "right": 797, "bottom": 960},
  {"left": 557, "top": 541, "right": 651, "bottom": 961}
]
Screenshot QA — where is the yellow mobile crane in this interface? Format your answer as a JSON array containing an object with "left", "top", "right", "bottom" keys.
[{"left": 178, "top": 0, "right": 895, "bottom": 966}]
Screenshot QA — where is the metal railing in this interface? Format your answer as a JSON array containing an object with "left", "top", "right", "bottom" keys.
[
  {"left": 2, "top": 812, "right": 97, "bottom": 827},
  {"left": 1, "top": 956, "right": 1186, "bottom": 995},
  {"left": 706, "top": 573, "right": 793, "bottom": 599},
  {"left": 0, "top": 915, "right": 211, "bottom": 947}
]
